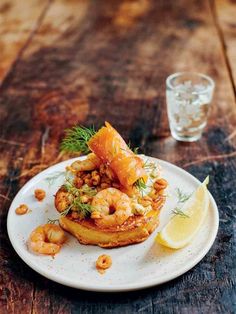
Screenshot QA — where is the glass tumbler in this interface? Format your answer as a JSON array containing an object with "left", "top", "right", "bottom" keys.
[{"left": 166, "top": 72, "right": 215, "bottom": 142}]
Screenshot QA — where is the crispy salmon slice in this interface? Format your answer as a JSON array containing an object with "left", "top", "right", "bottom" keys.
[
  {"left": 88, "top": 121, "right": 131, "bottom": 162},
  {"left": 88, "top": 122, "right": 147, "bottom": 187},
  {"left": 110, "top": 153, "right": 147, "bottom": 187}
]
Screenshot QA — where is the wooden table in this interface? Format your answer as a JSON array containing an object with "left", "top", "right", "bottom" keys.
[{"left": 1, "top": 0, "right": 235, "bottom": 313}]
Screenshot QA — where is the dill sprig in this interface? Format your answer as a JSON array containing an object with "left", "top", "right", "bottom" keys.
[
  {"left": 47, "top": 218, "right": 59, "bottom": 224},
  {"left": 143, "top": 161, "right": 157, "bottom": 171},
  {"left": 79, "top": 184, "right": 97, "bottom": 197},
  {"left": 60, "top": 125, "right": 96, "bottom": 154},
  {"left": 172, "top": 207, "right": 190, "bottom": 219},
  {"left": 176, "top": 188, "right": 192, "bottom": 203},
  {"left": 62, "top": 179, "right": 95, "bottom": 218},
  {"left": 45, "top": 171, "right": 65, "bottom": 187},
  {"left": 63, "top": 180, "right": 96, "bottom": 197},
  {"left": 72, "top": 198, "right": 93, "bottom": 218},
  {"left": 171, "top": 188, "right": 192, "bottom": 219},
  {"left": 134, "top": 177, "right": 147, "bottom": 194},
  {"left": 127, "top": 142, "right": 139, "bottom": 154},
  {"left": 47, "top": 179, "right": 95, "bottom": 222},
  {"left": 63, "top": 180, "right": 79, "bottom": 195},
  {"left": 60, "top": 207, "right": 72, "bottom": 217}
]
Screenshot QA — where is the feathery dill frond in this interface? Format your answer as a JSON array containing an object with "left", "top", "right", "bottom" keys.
[
  {"left": 171, "top": 207, "right": 190, "bottom": 218},
  {"left": 176, "top": 188, "right": 192, "bottom": 203},
  {"left": 60, "top": 125, "right": 96, "bottom": 154},
  {"left": 134, "top": 177, "right": 147, "bottom": 194}
]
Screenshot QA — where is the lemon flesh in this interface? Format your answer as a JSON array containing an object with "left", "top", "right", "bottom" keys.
[{"left": 156, "top": 177, "right": 209, "bottom": 249}]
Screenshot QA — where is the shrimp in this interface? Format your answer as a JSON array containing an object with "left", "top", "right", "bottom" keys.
[
  {"left": 91, "top": 188, "right": 132, "bottom": 228},
  {"left": 28, "top": 224, "right": 66, "bottom": 255},
  {"left": 71, "top": 153, "right": 101, "bottom": 171}
]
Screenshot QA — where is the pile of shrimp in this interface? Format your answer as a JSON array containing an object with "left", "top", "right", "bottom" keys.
[
  {"left": 28, "top": 122, "right": 168, "bottom": 255},
  {"left": 63, "top": 151, "right": 167, "bottom": 229}
]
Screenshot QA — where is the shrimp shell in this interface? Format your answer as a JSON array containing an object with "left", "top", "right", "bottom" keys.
[{"left": 71, "top": 153, "right": 101, "bottom": 172}]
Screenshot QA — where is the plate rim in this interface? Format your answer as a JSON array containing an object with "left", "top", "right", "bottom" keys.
[{"left": 7, "top": 156, "right": 219, "bottom": 292}]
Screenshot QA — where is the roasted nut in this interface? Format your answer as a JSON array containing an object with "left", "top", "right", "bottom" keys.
[
  {"left": 74, "top": 177, "right": 84, "bottom": 188},
  {"left": 84, "top": 173, "right": 91, "bottom": 179},
  {"left": 15, "top": 204, "right": 28, "bottom": 215},
  {"left": 84, "top": 177, "right": 93, "bottom": 186},
  {"left": 91, "top": 170, "right": 99, "bottom": 177},
  {"left": 80, "top": 172, "right": 87, "bottom": 179},
  {"left": 139, "top": 196, "right": 152, "bottom": 207},
  {"left": 34, "top": 189, "right": 46, "bottom": 201},
  {"left": 101, "top": 175, "right": 111, "bottom": 184},
  {"left": 149, "top": 189, "right": 158, "bottom": 199},
  {"left": 91, "top": 174, "right": 100, "bottom": 186},
  {"left": 101, "top": 182, "right": 110, "bottom": 189},
  {"left": 152, "top": 196, "right": 165, "bottom": 210}
]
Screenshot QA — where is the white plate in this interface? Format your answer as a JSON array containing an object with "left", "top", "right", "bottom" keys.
[{"left": 7, "top": 156, "right": 219, "bottom": 292}]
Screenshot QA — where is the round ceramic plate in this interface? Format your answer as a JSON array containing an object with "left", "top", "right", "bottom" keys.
[{"left": 7, "top": 156, "right": 219, "bottom": 292}]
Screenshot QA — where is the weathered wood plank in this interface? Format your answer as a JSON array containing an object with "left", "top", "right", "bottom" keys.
[
  {"left": 0, "top": 1, "right": 52, "bottom": 314},
  {"left": 0, "top": 0, "right": 50, "bottom": 84},
  {"left": 0, "top": 0, "right": 235, "bottom": 313},
  {"left": 214, "top": 0, "right": 236, "bottom": 99}
]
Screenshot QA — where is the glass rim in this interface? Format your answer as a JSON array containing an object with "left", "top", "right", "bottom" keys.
[{"left": 166, "top": 72, "right": 215, "bottom": 94}]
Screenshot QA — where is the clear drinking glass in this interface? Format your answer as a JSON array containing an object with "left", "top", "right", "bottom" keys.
[{"left": 166, "top": 72, "right": 215, "bottom": 142}]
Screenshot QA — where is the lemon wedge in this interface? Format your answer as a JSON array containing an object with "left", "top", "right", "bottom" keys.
[{"left": 156, "top": 177, "right": 210, "bottom": 249}]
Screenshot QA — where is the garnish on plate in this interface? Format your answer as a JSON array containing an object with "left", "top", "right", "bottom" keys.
[
  {"left": 156, "top": 177, "right": 209, "bottom": 249},
  {"left": 45, "top": 171, "right": 65, "bottom": 187},
  {"left": 176, "top": 188, "right": 192, "bottom": 203},
  {"left": 61, "top": 125, "right": 96, "bottom": 154},
  {"left": 171, "top": 207, "right": 190, "bottom": 219},
  {"left": 47, "top": 218, "right": 59, "bottom": 224},
  {"left": 171, "top": 188, "right": 192, "bottom": 218},
  {"left": 134, "top": 177, "right": 147, "bottom": 192},
  {"left": 15, "top": 204, "right": 29, "bottom": 215},
  {"left": 34, "top": 189, "right": 46, "bottom": 202},
  {"left": 96, "top": 254, "right": 112, "bottom": 274}
]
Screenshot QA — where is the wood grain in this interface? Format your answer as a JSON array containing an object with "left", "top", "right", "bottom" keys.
[
  {"left": 0, "top": 0, "right": 50, "bottom": 84},
  {"left": 214, "top": 0, "right": 236, "bottom": 98},
  {"left": 0, "top": 0, "right": 235, "bottom": 313}
]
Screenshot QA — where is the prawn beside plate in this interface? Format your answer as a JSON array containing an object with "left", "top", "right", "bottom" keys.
[{"left": 7, "top": 156, "right": 219, "bottom": 292}]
